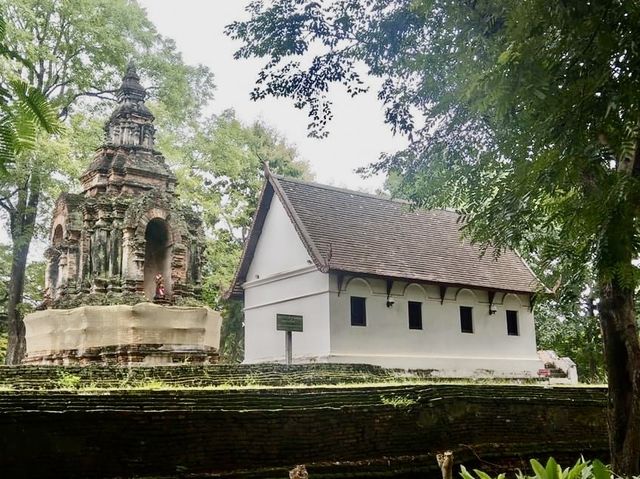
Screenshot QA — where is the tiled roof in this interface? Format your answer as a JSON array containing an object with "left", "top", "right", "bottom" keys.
[{"left": 228, "top": 172, "right": 540, "bottom": 297}]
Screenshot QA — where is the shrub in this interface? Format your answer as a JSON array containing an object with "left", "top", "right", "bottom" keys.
[
  {"left": 460, "top": 457, "right": 613, "bottom": 479},
  {"left": 56, "top": 371, "right": 82, "bottom": 390}
]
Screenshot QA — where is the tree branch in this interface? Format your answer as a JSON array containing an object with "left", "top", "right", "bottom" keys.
[
  {"left": 0, "top": 198, "right": 16, "bottom": 215},
  {"left": 59, "top": 88, "right": 118, "bottom": 119},
  {"left": 0, "top": 188, "right": 20, "bottom": 203},
  {"left": 65, "top": 88, "right": 118, "bottom": 105}
]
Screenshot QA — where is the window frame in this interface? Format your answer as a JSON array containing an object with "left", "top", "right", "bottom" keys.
[
  {"left": 350, "top": 296, "right": 367, "bottom": 327},
  {"left": 408, "top": 301, "right": 423, "bottom": 330},
  {"left": 459, "top": 306, "right": 473, "bottom": 333},
  {"left": 506, "top": 310, "right": 519, "bottom": 336}
]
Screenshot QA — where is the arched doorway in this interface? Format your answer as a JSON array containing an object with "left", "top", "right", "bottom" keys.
[{"left": 143, "top": 218, "right": 171, "bottom": 300}]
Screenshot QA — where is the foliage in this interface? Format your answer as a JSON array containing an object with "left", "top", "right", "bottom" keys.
[
  {"left": 460, "top": 457, "right": 612, "bottom": 479},
  {"left": 1, "top": 0, "right": 214, "bottom": 118},
  {"left": 218, "top": 299, "right": 244, "bottom": 363},
  {"left": 0, "top": 13, "right": 61, "bottom": 170},
  {"left": 0, "top": 244, "right": 43, "bottom": 311},
  {"left": 535, "top": 297, "right": 606, "bottom": 384},
  {"left": 164, "top": 109, "right": 311, "bottom": 244},
  {"left": 55, "top": 371, "right": 82, "bottom": 390}
]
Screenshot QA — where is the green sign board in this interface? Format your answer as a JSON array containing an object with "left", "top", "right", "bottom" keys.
[{"left": 276, "top": 314, "right": 303, "bottom": 332}]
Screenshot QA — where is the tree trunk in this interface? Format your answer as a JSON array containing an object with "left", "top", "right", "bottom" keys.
[
  {"left": 586, "top": 296, "right": 601, "bottom": 381},
  {"left": 5, "top": 170, "right": 41, "bottom": 365},
  {"left": 598, "top": 280, "right": 640, "bottom": 475},
  {"left": 5, "top": 239, "right": 30, "bottom": 364}
]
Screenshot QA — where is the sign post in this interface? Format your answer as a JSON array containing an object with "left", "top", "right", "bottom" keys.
[{"left": 276, "top": 314, "right": 303, "bottom": 365}]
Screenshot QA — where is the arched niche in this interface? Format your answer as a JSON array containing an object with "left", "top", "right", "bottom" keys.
[
  {"left": 48, "top": 224, "right": 65, "bottom": 298},
  {"left": 52, "top": 224, "right": 64, "bottom": 246},
  {"left": 403, "top": 283, "right": 427, "bottom": 301},
  {"left": 455, "top": 288, "right": 478, "bottom": 306},
  {"left": 143, "top": 218, "right": 172, "bottom": 300},
  {"left": 345, "top": 276, "right": 373, "bottom": 296},
  {"left": 503, "top": 293, "right": 524, "bottom": 310}
]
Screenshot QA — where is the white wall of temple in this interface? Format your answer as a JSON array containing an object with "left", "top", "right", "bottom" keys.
[
  {"left": 243, "top": 271, "right": 331, "bottom": 363},
  {"left": 243, "top": 193, "right": 331, "bottom": 363},
  {"left": 327, "top": 274, "right": 543, "bottom": 377}
]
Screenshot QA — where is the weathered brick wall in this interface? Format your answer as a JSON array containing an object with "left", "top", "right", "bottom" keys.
[{"left": 0, "top": 384, "right": 607, "bottom": 478}]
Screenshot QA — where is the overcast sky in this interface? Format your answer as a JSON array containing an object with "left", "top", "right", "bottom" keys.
[{"left": 137, "top": 0, "right": 407, "bottom": 192}]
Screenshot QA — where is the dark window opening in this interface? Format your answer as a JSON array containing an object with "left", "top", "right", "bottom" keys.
[
  {"left": 350, "top": 296, "right": 367, "bottom": 326},
  {"left": 460, "top": 306, "right": 473, "bottom": 333},
  {"left": 506, "top": 310, "right": 519, "bottom": 336},
  {"left": 408, "top": 301, "right": 423, "bottom": 330}
]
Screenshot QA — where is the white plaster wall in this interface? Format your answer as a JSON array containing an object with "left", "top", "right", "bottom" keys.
[
  {"left": 247, "top": 194, "right": 313, "bottom": 280},
  {"left": 328, "top": 274, "right": 542, "bottom": 377},
  {"left": 242, "top": 193, "right": 330, "bottom": 363},
  {"left": 243, "top": 271, "right": 330, "bottom": 363}
]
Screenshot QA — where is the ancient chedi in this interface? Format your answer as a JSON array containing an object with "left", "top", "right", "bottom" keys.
[
  {"left": 46, "top": 63, "right": 203, "bottom": 305},
  {"left": 23, "top": 64, "right": 220, "bottom": 364}
]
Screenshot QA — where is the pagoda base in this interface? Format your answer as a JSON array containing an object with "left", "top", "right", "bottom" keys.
[{"left": 23, "top": 302, "right": 221, "bottom": 366}]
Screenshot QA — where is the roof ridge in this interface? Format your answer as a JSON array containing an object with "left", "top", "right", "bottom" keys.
[{"left": 272, "top": 174, "right": 458, "bottom": 214}]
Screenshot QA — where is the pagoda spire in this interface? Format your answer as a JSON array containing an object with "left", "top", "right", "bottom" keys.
[{"left": 105, "top": 61, "right": 155, "bottom": 149}]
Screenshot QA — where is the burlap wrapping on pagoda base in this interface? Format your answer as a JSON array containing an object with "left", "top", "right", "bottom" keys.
[{"left": 24, "top": 302, "right": 221, "bottom": 356}]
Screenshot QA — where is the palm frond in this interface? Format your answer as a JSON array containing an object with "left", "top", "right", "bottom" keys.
[
  {"left": 0, "top": 116, "right": 17, "bottom": 173},
  {"left": 10, "top": 80, "right": 61, "bottom": 134}
]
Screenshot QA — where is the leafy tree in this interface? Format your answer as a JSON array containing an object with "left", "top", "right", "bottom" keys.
[
  {"left": 536, "top": 296, "right": 606, "bottom": 384},
  {"left": 228, "top": 1, "right": 640, "bottom": 473},
  {"left": 218, "top": 298, "right": 245, "bottom": 363},
  {"left": 0, "top": 10, "right": 59, "bottom": 362},
  {"left": 0, "top": 0, "right": 214, "bottom": 363},
  {"left": 0, "top": 13, "right": 60, "bottom": 169}
]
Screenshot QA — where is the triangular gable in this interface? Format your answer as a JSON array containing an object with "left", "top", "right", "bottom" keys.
[
  {"left": 247, "top": 193, "right": 313, "bottom": 279},
  {"left": 226, "top": 168, "right": 326, "bottom": 299}
]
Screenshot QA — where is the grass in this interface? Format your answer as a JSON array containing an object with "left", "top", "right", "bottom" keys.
[
  {"left": 381, "top": 394, "right": 418, "bottom": 407},
  {"left": 4, "top": 376, "right": 604, "bottom": 393}
]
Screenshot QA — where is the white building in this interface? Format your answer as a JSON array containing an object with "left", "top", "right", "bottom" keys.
[{"left": 229, "top": 168, "right": 546, "bottom": 378}]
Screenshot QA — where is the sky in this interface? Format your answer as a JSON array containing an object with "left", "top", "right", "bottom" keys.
[{"left": 137, "top": 0, "right": 407, "bottom": 192}]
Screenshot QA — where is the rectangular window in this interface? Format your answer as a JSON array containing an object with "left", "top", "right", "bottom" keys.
[
  {"left": 506, "top": 310, "right": 519, "bottom": 336},
  {"left": 460, "top": 306, "right": 473, "bottom": 333},
  {"left": 350, "top": 296, "right": 367, "bottom": 326},
  {"left": 408, "top": 301, "right": 423, "bottom": 330}
]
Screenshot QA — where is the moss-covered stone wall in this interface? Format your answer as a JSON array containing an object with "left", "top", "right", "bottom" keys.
[{"left": 0, "top": 383, "right": 607, "bottom": 478}]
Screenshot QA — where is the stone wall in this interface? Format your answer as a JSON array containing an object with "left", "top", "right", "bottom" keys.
[{"left": 0, "top": 381, "right": 607, "bottom": 478}]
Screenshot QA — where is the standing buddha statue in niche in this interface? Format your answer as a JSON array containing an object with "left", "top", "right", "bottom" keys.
[{"left": 154, "top": 273, "right": 166, "bottom": 300}]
